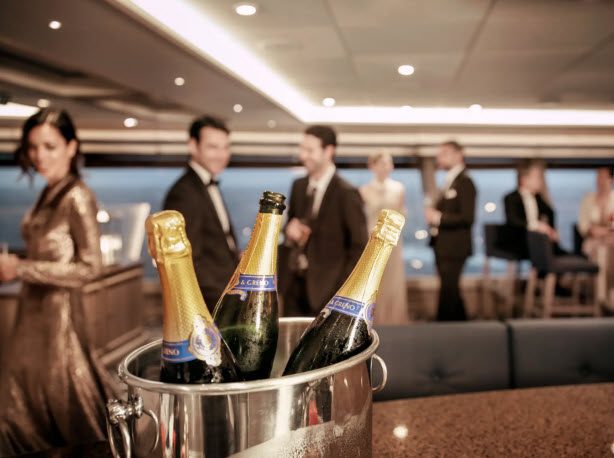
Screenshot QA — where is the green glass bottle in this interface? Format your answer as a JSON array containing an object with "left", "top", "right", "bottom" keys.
[
  {"left": 283, "top": 209, "right": 405, "bottom": 375},
  {"left": 213, "top": 191, "right": 286, "bottom": 380},
  {"left": 145, "top": 210, "right": 243, "bottom": 384}
]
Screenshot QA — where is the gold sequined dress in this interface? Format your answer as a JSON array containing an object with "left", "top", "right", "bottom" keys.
[{"left": 0, "top": 175, "right": 108, "bottom": 455}]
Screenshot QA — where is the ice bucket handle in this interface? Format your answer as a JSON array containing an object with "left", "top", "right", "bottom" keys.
[
  {"left": 106, "top": 396, "right": 159, "bottom": 458},
  {"left": 370, "top": 354, "right": 388, "bottom": 393}
]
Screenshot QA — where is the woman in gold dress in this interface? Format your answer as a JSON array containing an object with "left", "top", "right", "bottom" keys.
[{"left": 0, "top": 109, "right": 108, "bottom": 455}]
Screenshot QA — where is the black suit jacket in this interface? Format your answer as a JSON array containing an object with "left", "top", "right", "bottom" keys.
[
  {"left": 163, "top": 167, "right": 239, "bottom": 308},
  {"left": 279, "top": 174, "right": 368, "bottom": 313},
  {"left": 504, "top": 190, "right": 555, "bottom": 229},
  {"left": 503, "top": 189, "right": 560, "bottom": 257},
  {"left": 430, "top": 169, "right": 476, "bottom": 259}
]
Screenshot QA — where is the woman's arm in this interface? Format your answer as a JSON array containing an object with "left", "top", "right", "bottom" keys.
[{"left": 17, "top": 186, "right": 103, "bottom": 288}]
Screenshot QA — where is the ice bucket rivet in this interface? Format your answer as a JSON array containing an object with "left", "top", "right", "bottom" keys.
[{"left": 106, "top": 318, "right": 387, "bottom": 457}]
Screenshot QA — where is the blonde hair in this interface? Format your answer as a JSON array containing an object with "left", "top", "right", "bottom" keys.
[{"left": 367, "top": 149, "right": 393, "bottom": 167}]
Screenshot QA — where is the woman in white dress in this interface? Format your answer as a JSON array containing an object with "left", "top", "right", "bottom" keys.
[{"left": 360, "top": 150, "right": 409, "bottom": 324}]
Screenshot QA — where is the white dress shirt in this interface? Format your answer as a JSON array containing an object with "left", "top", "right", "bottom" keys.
[
  {"left": 308, "top": 164, "right": 336, "bottom": 217},
  {"left": 519, "top": 187, "right": 540, "bottom": 230},
  {"left": 189, "top": 160, "right": 235, "bottom": 250}
]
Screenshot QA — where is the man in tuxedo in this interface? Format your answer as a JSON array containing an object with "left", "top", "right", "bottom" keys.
[
  {"left": 163, "top": 115, "right": 239, "bottom": 310},
  {"left": 504, "top": 161, "right": 562, "bottom": 252},
  {"left": 425, "top": 141, "right": 476, "bottom": 321},
  {"left": 280, "top": 125, "right": 368, "bottom": 316}
]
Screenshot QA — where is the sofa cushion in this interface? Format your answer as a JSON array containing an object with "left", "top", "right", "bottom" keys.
[
  {"left": 508, "top": 318, "right": 614, "bottom": 388},
  {"left": 373, "top": 321, "right": 509, "bottom": 401}
]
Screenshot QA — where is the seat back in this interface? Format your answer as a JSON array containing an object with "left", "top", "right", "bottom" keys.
[
  {"left": 484, "top": 224, "right": 529, "bottom": 260},
  {"left": 508, "top": 318, "right": 614, "bottom": 388},
  {"left": 526, "top": 230, "right": 554, "bottom": 273},
  {"left": 374, "top": 322, "right": 510, "bottom": 401}
]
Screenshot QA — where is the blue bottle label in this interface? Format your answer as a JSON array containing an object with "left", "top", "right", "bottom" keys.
[
  {"left": 162, "top": 315, "right": 222, "bottom": 366},
  {"left": 325, "top": 295, "right": 374, "bottom": 329},
  {"left": 236, "top": 274, "right": 276, "bottom": 291}
]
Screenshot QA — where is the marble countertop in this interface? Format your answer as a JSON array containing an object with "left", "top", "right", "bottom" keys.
[
  {"left": 14, "top": 383, "right": 614, "bottom": 457},
  {"left": 372, "top": 383, "right": 614, "bottom": 457}
]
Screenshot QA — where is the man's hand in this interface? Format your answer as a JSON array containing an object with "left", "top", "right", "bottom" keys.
[
  {"left": 424, "top": 207, "right": 442, "bottom": 226},
  {"left": 0, "top": 254, "right": 19, "bottom": 282},
  {"left": 285, "top": 218, "right": 312, "bottom": 246}
]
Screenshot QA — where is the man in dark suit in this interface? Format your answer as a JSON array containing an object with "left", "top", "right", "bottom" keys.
[
  {"left": 163, "top": 115, "right": 239, "bottom": 310},
  {"left": 504, "top": 161, "right": 562, "bottom": 253},
  {"left": 280, "top": 125, "right": 368, "bottom": 316},
  {"left": 425, "top": 141, "right": 476, "bottom": 321}
]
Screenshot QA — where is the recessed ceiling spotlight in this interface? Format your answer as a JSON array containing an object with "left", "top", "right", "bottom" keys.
[
  {"left": 123, "top": 117, "right": 138, "bottom": 128},
  {"left": 267, "top": 119, "right": 277, "bottom": 128},
  {"left": 469, "top": 104, "right": 482, "bottom": 111},
  {"left": 174, "top": 77, "right": 185, "bottom": 86},
  {"left": 322, "top": 97, "right": 336, "bottom": 107},
  {"left": 397, "top": 65, "right": 415, "bottom": 76},
  {"left": 401, "top": 105, "right": 413, "bottom": 111},
  {"left": 37, "top": 99, "right": 50, "bottom": 108},
  {"left": 48, "top": 20, "right": 62, "bottom": 30},
  {"left": 235, "top": 3, "right": 257, "bottom": 16},
  {"left": 233, "top": 104, "right": 243, "bottom": 113}
]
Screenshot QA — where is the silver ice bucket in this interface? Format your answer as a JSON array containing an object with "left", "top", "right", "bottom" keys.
[{"left": 106, "top": 317, "right": 387, "bottom": 457}]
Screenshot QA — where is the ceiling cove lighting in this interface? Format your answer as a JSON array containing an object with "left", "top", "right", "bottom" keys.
[
  {"left": 119, "top": 0, "right": 313, "bottom": 119},
  {"left": 118, "top": 0, "right": 614, "bottom": 127},
  {"left": 397, "top": 65, "right": 415, "bottom": 76},
  {"left": 234, "top": 3, "right": 257, "bottom": 16},
  {"left": 123, "top": 117, "right": 138, "bottom": 128},
  {"left": 48, "top": 20, "right": 62, "bottom": 30},
  {"left": 0, "top": 102, "right": 38, "bottom": 118}
]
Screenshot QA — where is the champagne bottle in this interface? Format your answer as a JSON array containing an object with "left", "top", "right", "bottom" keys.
[
  {"left": 283, "top": 209, "right": 405, "bottom": 375},
  {"left": 146, "top": 210, "right": 243, "bottom": 384},
  {"left": 213, "top": 191, "right": 286, "bottom": 380}
]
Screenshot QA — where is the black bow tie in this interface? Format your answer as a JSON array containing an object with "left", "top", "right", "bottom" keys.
[{"left": 207, "top": 178, "right": 220, "bottom": 187}]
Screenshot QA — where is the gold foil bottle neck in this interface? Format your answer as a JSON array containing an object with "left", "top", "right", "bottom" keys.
[
  {"left": 371, "top": 209, "right": 404, "bottom": 246},
  {"left": 146, "top": 210, "right": 217, "bottom": 347},
  {"left": 229, "top": 192, "right": 286, "bottom": 278},
  {"left": 146, "top": 210, "right": 192, "bottom": 264},
  {"left": 335, "top": 209, "right": 405, "bottom": 308}
]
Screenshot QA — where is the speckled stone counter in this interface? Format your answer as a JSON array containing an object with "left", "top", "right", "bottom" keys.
[
  {"left": 372, "top": 383, "right": 614, "bottom": 457},
  {"left": 15, "top": 383, "right": 614, "bottom": 457}
]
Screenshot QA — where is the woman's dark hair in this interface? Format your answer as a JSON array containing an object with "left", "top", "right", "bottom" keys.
[{"left": 15, "top": 108, "right": 83, "bottom": 178}]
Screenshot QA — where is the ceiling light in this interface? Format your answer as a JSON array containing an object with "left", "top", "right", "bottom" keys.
[
  {"left": 410, "top": 259, "right": 423, "bottom": 270},
  {"left": 37, "top": 99, "right": 50, "bottom": 108},
  {"left": 174, "top": 77, "right": 185, "bottom": 86},
  {"left": 484, "top": 202, "right": 497, "bottom": 213},
  {"left": 469, "top": 104, "right": 482, "bottom": 111},
  {"left": 322, "top": 97, "right": 336, "bottom": 107},
  {"left": 235, "top": 3, "right": 257, "bottom": 16},
  {"left": 401, "top": 105, "right": 413, "bottom": 111},
  {"left": 267, "top": 119, "right": 277, "bottom": 128},
  {"left": 233, "top": 103, "right": 243, "bottom": 113},
  {"left": 123, "top": 117, "right": 138, "bottom": 128},
  {"left": 397, "top": 65, "right": 415, "bottom": 76},
  {"left": 48, "top": 20, "right": 62, "bottom": 30},
  {"left": 0, "top": 102, "right": 38, "bottom": 118}
]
